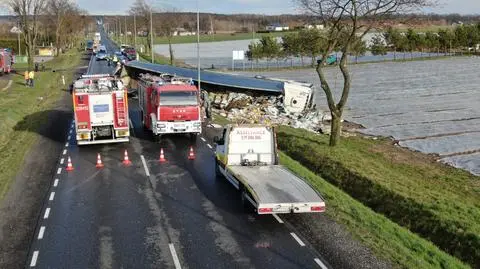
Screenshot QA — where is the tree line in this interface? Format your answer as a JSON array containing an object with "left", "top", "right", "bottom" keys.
[
  {"left": 246, "top": 23, "right": 480, "bottom": 67},
  {"left": 3, "top": 0, "right": 90, "bottom": 69}
]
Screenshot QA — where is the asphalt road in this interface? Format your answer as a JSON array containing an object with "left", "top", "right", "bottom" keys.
[{"left": 24, "top": 28, "right": 332, "bottom": 269}]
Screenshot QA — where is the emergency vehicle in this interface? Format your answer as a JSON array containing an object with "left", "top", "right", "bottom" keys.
[
  {"left": 0, "top": 49, "right": 13, "bottom": 75},
  {"left": 137, "top": 73, "right": 202, "bottom": 140},
  {"left": 73, "top": 74, "right": 130, "bottom": 145}
]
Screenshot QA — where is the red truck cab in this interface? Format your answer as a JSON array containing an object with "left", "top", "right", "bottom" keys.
[{"left": 137, "top": 73, "right": 202, "bottom": 139}]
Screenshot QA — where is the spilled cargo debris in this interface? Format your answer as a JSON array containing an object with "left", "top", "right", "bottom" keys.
[{"left": 208, "top": 91, "right": 332, "bottom": 134}]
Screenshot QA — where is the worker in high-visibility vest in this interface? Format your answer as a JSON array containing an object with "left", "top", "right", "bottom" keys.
[
  {"left": 28, "top": 70, "right": 35, "bottom": 87},
  {"left": 113, "top": 54, "right": 118, "bottom": 64}
]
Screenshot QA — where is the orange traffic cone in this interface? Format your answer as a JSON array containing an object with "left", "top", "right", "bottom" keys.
[
  {"left": 96, "top": 153, "right": 104, "bottom": 168},
  {"left": 159, "top": 148, "right": 166, "bottom": 163},
  {"left": 122, "top": 149, "right": 132, "bottom": 166},
  {"left": 66, "top": 156, "right": 74, "bottom": 171},
  {"left": 188, "top": 146, "right": 195, "bottom": 160}
]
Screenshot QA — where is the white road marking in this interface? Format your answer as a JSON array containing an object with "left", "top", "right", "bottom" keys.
[
  {"left": 43, "top": 208, "right": 51, "bottom": 219},
  {"left": 67, "top": 135, "right": 71, "bottom": 140},
  {"left": 62, "top": 149, "right": 67, "bottom": 155},
  {"left": 38, "top": 226, "right": 46, "bottom": 240},
  {"left": 30, "top": 250, "right": 39, "bottom": 267},
  {"left": 140, "top": 155, "right": 150, "bottom": 177},
  {"left": 207, "top": 144, "right": 212, "bottom": 149},
  {"left": 69, "top": 129, "right": 73, "bottom": 134},
  {"left": 290, "top": 232, "right": 305, "bottom": 247},
  {"left": 57, "top": 168, "right": 62, "bottom": 174},
  {"left": 169, "top": 243, "right": 182, "bottom": 269},
  {"left": 200, "top": 137, "right": 206, "bottom": 142},
  {"left": 60, "top": 158, "right": 65, "bottom": 164},
  {"left": 49, "top": 192, "right": 55, "bottom": 201},
  {"left": 53, "top": 179, "right": 59, "bottom": 187},
  {"left": 272, "top": 214, "right": 284, "bottom": 224},
  {"left": 65, "top": 142, "right": 69, "bottom": 147},
  {"left": 314, "top": 258, "right": 328, "bottom": 269}
]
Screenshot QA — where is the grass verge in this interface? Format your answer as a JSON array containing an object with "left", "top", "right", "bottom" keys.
[
  {"left": 0, "top": 50, "right": 81, "bottom": 201},
  {"left": 276, "top": 126, "right": 479, "bottom": 268},
  {"left": 279, "top": 152, "right": 469, "bottom": 269}
]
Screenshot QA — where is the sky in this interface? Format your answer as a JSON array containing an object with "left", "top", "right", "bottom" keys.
[{"left": 75, "top": 0, "right": 480, "bottom": 15}]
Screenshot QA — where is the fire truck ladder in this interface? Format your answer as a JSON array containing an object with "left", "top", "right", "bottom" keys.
[{"left": 116, "top": 95, "right": 127, "bottom": 126}]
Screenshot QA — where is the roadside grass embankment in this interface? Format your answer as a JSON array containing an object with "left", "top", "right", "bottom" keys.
[
  {"left": 0, "top": 50, "right": 81, "bottom": 201},
  {"left": 210, "top": 113, "right": 471, "bottom": 269},
  {"left": 276, "top": 126, "right": 479, "bottom": 268}
]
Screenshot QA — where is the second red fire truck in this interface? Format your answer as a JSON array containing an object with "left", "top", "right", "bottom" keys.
[{"left": 137, "top": 73, "right": 203, "bottom": 140}]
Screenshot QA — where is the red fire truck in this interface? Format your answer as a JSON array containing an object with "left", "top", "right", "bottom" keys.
[
  {"left": 137, "top": 73, "right": 202, "bottom": 140},
  {"left": 0, "top": 49, "right": 13, "bottom": 75},
  {"left": 73, "top": 74, "right": 130, "bottom": 145}
]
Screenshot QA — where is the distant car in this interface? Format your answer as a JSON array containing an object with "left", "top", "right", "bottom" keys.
[
  {"left": 123, "top": 47, "right": 137, "bottom": 61},
  {"left": 96, "top": 49, "right": 108, "bottom": 60},
  {"left": 120, "top": 44, "right": 129, "bottom": 52}
]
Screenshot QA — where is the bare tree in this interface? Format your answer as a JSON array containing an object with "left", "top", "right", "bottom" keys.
[
  {"left": 129, "top": 0, "right": 153, "bottom": 52},
  {"left": 297, "top": 0, "right": 434, "bottom": 146},
  {"left": 46, "top": 0, "right": 73, "bottom": 55},
  {"left": 158, "top": 9, "right": 181, "bottom": 65},
  {"left": 4, "top": 0, "right": 47, "bottom": 69}
]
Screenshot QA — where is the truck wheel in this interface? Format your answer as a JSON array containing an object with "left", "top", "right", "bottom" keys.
[
  {"left": 240, "top": 188, "right": 254, "bottom": 213},
  {"left": 189, "top": 133, "right": 197, "bottom": 141},
  {"left": 214, "top": 159, "right": 222, "bottom": 179}
]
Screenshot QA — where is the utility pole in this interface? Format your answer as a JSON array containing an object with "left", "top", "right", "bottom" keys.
[
  {"left": 197, "top": 0, "right": 201, "bottom": 91},
  {"left": 134, "top": 14, "right": 137, "bottom": 49},
  {"left": 150, "top": 8, "right": 154, "bottom": 63}
]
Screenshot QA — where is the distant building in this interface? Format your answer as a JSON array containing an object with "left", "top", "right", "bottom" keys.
[
  {"left": 173, "top": 28, "right": 196, "bottom": 36},
  {"left": 265, "top": 23, "right": 289, "bottom": 32},
  {"left": 304, "top": 24, "right": 324, "bottom": 30}
]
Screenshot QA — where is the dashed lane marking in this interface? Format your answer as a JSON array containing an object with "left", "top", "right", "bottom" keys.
[
  {"left": 290, "top": 232, "right": 306, "bottom": 247},
  {"left": 53, "top": 179, "right": 59, "bottom": 187},
  {"left": 57, "top": 168, "right": 62, "bottom": 175},
  {"left": 43, "top": 208, "right": 50, "bottom": 219},
  {"left": 169, "top": 243, "right": 182, "bottom": 269},
  {"left": 49, "top": 192, "right": 55, "bottom": 201},
  {"left": 140, "top": 155, "right": 150, "bottom": 177},
  {"left": 30, "top": 250, "right": 39, "bottom": 267},
  {"left": 67, "top": 135, "right": 71, "bottom": 140},
  {"left": 60, "top": 158, "right": 65, "bottom": 165},
  {"left": 314, "top": 258, "right": 328, "bottom": 269},
  {"left": 65, "top": 142, "right": 69, "bottom": 147},
  {"left": 207, "top": 144, "right": 212, "bottom": 149},
  {"left": 38, "top": 226, "right": 45, "bottom": 240},
  {"left": 200, "top": 137, "right": 206, "bottom": 142},
  {"left": 272, "top": 214, "right": 284, "bottom": 224},
  {"left": 62, "top": 149, "right": 67, "bottom": 155}
]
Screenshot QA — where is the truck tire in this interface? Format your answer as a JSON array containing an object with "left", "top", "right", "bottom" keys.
[
  {"left": 214, "top": 158, "right": 222, "bottom": 179},
  {"left": 240, "top": 187, "right": 254, "bottom": 213}
]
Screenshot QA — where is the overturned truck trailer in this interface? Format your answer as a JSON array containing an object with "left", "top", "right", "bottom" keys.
[{"left": 124, "top": 61, "right": 316, "bottom": 115}]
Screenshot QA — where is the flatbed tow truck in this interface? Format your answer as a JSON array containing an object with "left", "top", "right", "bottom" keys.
[{"left": 214, "top": 124, "right": 326, "bottom": 214}]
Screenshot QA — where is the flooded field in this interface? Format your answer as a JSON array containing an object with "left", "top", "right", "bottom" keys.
[
  {"left": 154, "top": 39, "right": 443, "bottom": 69},
  {"left": 234, "top": 57, "right": 480, "bottom": 175}
]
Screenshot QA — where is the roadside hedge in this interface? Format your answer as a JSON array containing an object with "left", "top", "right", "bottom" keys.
[{"left": 276, "top": 127, "right": 480, "bottom": 268}]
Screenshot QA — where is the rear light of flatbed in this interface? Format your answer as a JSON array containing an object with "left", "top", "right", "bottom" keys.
[
  {"left": 258, "top": 208, "right": 273, "bottom": 213},
  {"left": 310, "top": 206, "right": 325, "bottom": 212}
]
